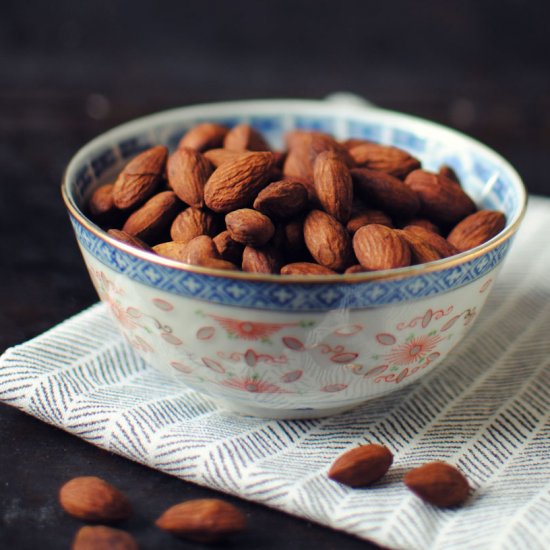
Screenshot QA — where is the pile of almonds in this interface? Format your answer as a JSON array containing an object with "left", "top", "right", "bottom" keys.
[{"left": 88, "top": 122, "right": 506, "bottom": 275}]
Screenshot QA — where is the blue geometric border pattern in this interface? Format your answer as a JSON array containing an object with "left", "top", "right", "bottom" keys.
[{"left": 72, "top": 217, "right": 510, "bottom": 312}]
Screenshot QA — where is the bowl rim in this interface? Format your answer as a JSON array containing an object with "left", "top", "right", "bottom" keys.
[{"left": 61, "top": 98, "right": 528, "bottom": 285}]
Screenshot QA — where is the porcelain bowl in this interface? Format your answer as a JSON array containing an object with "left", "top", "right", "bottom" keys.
[{"left": 62, "top": 98, "right": 526, "bottom": 419}]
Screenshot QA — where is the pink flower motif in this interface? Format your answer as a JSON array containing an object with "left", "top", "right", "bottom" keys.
[
  {"left": 108, "top": 299, "right": 139, "bottom": 330},
  {"left": 223, "top": 377, "right": 287, "bottom": 393},
  {"left": 384, "top": 334, "right": 443, "bottom": 366},
  {"left": 210, "top": 315, "right": 293, "bottom": 341}
]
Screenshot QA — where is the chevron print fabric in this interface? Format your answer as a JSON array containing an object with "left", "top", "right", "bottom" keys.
[{"left": 2, "top": 198, "right": 549, "bottom": 550}]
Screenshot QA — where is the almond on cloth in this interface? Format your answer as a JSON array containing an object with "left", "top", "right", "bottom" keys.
[
  {"left": 204, "top": 152, "right": 276, "bottom": 212},
  {"left": 328, "top": 443, "right": 394, "bottom": 487},
  {"left": 404, "top": 461, "right": 470, "bottom": 508},
  {"left": 166, "top": 147, "right": 213, "bottom": 208},
  {"left": 447, "top": 209, "right": 506, "bottom": 252},
  {"left": 113, "top": 145, "right": 168, "bottom": 210},
  {"left": 72, "top": 525, "right": 138, "bottom": 550},
  {"left": 353, "top": 224, "right": 411, "bottom": 271},
  {"left": 303, "top": 210, "right": 352, "bottom": 271},
  {"left": 59, "top": 476, "right": 131, "bottom": 522},
  {"left": 225, "top": 208, "right": 275, "bottom": 247},
  {"left": 155, "top": 498, "right": 247, "bottom": 543},
  {"left": 178, "top": 122, "right": 228, "bottom": 151}
]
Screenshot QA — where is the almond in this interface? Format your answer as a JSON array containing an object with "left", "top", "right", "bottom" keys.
[
  {"left": 167, "top": 148, "right": 213, "bottom": 208},
  {"left": 353, "top": 224, "right": 411, "bottom": 271},
  {"left": 404, "top": 169, "right": 476, "bottom": 225},
  {"left": 59, "top": 476, "right": 131, "bottom": 522},
  {"left": 439, "top": 164, "right": 461, "bottom": 185},
  {"left": 281, "top": 262, "right": 337, "bottom": 275},
  {"left": 153, "top": 241, "right": 192, "bottom": 262},
  {"left": 203, "top": 148, "right": 247, "bottom": 167},
  {"left": 405, "top": 218, "right": 441, "bottom": 234},
  {"left": 341, "top": 137, "right": 374, "bottom": 150},
  {"left": 170, "top": 207, "right": 219, "bottom": 243},
  {"left": 351, "top": 168, "right": 421, "bottom": 218},
  {"left": 113, "top": 145, "right": 167, "bottom": 210},
  {"left": 88, "top": 183, "right": 122, "bottom": 226},
  {"left": 303, "top": 210, "right": 352, "bottom": 271},
  {"left": 348, "top": 143, "right": 420, "bottom": 179},
  {"left": 403, "top": 225, "right": 459, "bottom": 258},
  {"left": 344, "top": 264, "right": 369, "bottom": 274},
  {"left": 213, "top": 230, "right": 244, "bottom": 264},
  {"left": 225, "top": 208, "right": 275, "bottom": 247},
  {"left": 447, "top": 210, "right": 506, "bottom": 252},
  {"left": 346, "top": 208, "right": 393, "bottom": 234},
  {"left": 107, "top": 229, "right": 154, "bottom": 252},
  {"left": 328, "top": 444, "right": 393, "bottom": 487},
  {"left": 122, "top": 191, "right": 181, "bottom": 243},
  {"left": 224, "top": 123, "right": 270, "bottom": 151},
  {"left": 253, "top": 179, "right": 308, "bottom": 218},
  {"left": 396, "top": 229, "right": 442, "bottom": 264},
  {"left": 180, "top": 235, "right": 220, "bottom": 266},
  {"left": 178, "top": 122, "right": 228, "bottom": 152},
  {"left": 281, "top": 218, "right": 307, "bottom": 261},
  {"left": 72, "top": 526, "right": 138, "bottom": 550},
  {"left": 198, "top": 257, "right": 239, "bottom": 270},
  {"left": 204, "top": 152, "right": 276, "bottom": 212},
  {"left": 155, "top": 498, "right": 247, "bottom": 542},
  {"left": 242, "top": 245, "right": 282, "bottom": 274},
  {"left": 404, "top": 461, "right": 470, "bottom": 507},
  {"left": 313, "top": 151, "right": 353, "bottom": 223}
]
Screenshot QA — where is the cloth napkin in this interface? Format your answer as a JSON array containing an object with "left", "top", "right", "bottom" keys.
[{"left": 2, "top": 197, "right": 550, "bottom": 550}]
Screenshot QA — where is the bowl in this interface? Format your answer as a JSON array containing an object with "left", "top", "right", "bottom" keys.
[{"left": 61, "top": 97, "right": 526, "bottom": 419}]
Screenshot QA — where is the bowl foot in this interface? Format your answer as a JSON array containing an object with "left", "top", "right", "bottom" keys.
[{"left": 215, "top": 400, "right": 362, "bottom": 420}]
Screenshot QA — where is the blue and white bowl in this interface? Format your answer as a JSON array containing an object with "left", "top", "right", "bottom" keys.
[{"left": 62, "top": 98, "right": 526, "bottom": 419}]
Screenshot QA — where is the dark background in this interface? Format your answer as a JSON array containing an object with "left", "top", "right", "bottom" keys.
[{"left": 1, "top": 1, "right": 549, "bottom": 548}]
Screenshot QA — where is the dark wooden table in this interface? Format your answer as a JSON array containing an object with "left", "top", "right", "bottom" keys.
[{"left": 1, "top": 1, "right": 549, "bottom": 548}]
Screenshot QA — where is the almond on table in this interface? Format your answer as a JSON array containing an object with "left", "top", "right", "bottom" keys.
[{"left": 87, "top": 123, "right": 506, "bottom": 275}]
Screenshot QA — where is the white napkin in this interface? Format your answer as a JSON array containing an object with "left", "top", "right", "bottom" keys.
[{"left": 2, "top": 197, "right": 549, "bottom": 550}]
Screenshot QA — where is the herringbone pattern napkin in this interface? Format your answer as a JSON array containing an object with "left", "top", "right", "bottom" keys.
[{"left": 2, "top": 197, "right": 549, "bottom": 550}]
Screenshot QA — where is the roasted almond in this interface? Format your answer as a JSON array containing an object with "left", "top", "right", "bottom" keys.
[
  {"left": 88, "top": 183, "right": 122, "bottom": 226},
  {"left": 402, "top": 225, "right": 459, "bottom": 258},
  {"left": 197, "top": 257, "right": 239, "bottom": 270},
  {"left": 396, "top": 229, "right": 442, "bottom": 264},
  {"left": 72, "top": 526, "right": 138, "bottom": 550},
  {"left": 344, "top": 264, "right": 369, "bottom": 274},
  {"left": 253, "top": 179, "right": 308, "bottom": 218},
  {"left": 107, "top": 229, "right": 154, "bottom": 252},
  {"left": 242, "top": 245, "right": 282, "bottom": 274},
  {"left": 167, "top": 148, "right": 213, "bottom": 208},
  {"left": 178, "top": 122, "right": 228, "bottom": 151},
  {"left": 180, "top": 235, "right": 220, "bottom": 266},
  {"left": 447, "top": 209, "right": 506, "bottom": 252},
  {"left": 213, "top": 230, "right": 244, "bottom": 264},
  {"left": 155, "top": 498, "right": 247, "bottom": 543},
  {"left": 153, "top": 241, "right": 191, "bottom": 262},
  {"left": 404, "top": 461, "right": 470, "bottom": 507},
  {"left": 170, "top": 207, "right": 219, "bottom": 243},
  {"left": 113, "top": 145, "right": 167, "bottom": 210},
  {"left": 351, "top": 168, "right": 421, "bottom": 218},
  {"left": 353, "top": 224, "right": 411, "bottom": 271},
  {"left": 303, "top": 210, "right": 352, "bottom": 271},
  {"left": 121, "top": 191, "right": 181, "bottom": 243},
  {"left": 204, "top": 152, "right": 276, "bottom": 212},
  {"left": 313, "top": 151, "right": 353, "bottom": 223},
  {"left": 225, "top": 208, "right": 275, "bottom": 247},
  {"left": 328, "top": 444, "right": 394, "bottom": 487},
  {"left": 224, "top": 123, "right": 270, "bottom": 151},
  {"left": 404, "top": 169, "right": 476, "bottom": 225},
  {"left": 439, "top": 164, "right": 461, "bottom": 185},
  {"left": 203, "top": 148, "right": 247, "bottom": 167},
  {"left": 346, "top": 208, "right": 393, "bottom": 234},
  {"left": 59, "top": 476, "right": 131, "bottom": 522},
  {"left": 280, "top": 262, "right": 337, "bottom": 275},
  {"left": 348, "top": 143, "right": 421, "bottom": 179},
  {"left": 405, "top": 218, "right": 441, "bottom": 234}
]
